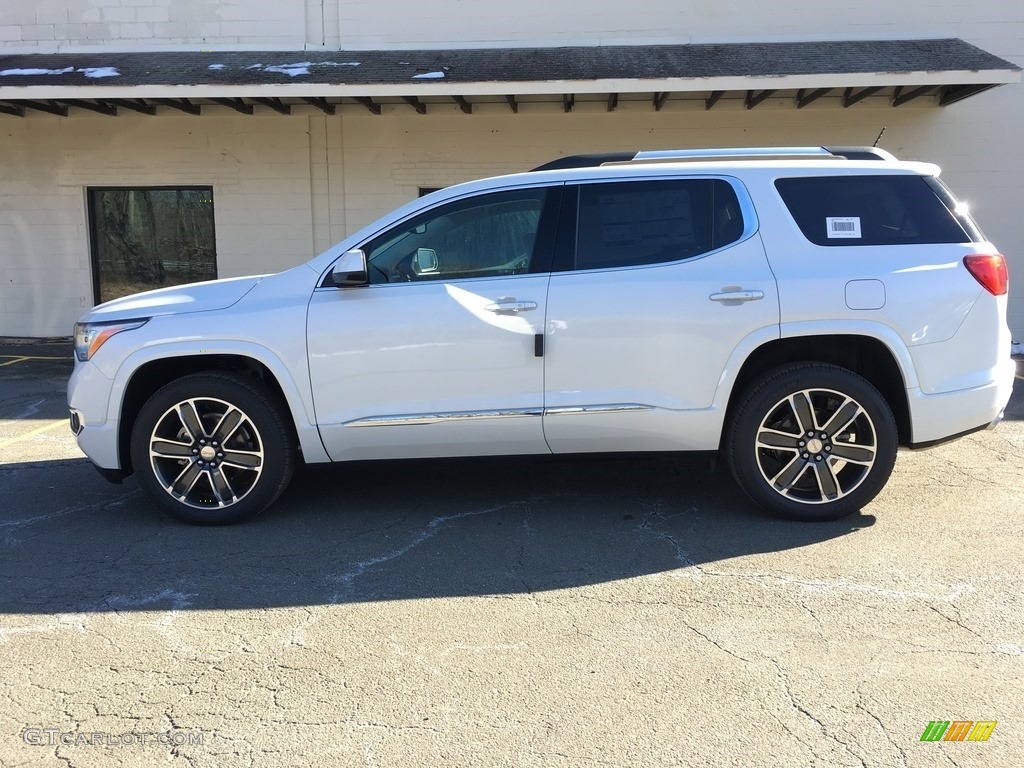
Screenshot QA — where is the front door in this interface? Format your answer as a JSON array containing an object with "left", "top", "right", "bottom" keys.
[{"left": 307, "top": 186, "right": 560, "bottom": 461}]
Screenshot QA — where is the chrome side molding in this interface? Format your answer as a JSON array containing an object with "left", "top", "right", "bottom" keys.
[
  {"left": 345, "top": 408, "right": 543, "bottom": 428},
  {"left": 544, "top": 404, "right": 654, "bottom": 416},
  {"left": 344, "top": 403, "right": 653, "bottom": 428}
]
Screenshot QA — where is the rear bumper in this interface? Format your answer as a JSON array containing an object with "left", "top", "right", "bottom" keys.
[{"left": 907, "top": 356, "right": 1015, "bottom": 446}]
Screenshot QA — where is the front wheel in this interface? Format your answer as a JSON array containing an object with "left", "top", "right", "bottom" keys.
[
  {"left": 726, "top": 363, "right": 898, "bottom": 521},
  {"left": 130, "top": 373, "right": 296, "bottom": 525}
]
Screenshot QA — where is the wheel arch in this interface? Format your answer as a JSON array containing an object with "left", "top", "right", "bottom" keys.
[
  {"left": 724, "top": 334, "right": 912, "bottom": 446},
  {"left": 114, "top": 351, "right": 324, "bottom": 476}
]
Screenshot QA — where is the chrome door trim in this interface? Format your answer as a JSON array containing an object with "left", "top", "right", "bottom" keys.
[
  {"left": 345, "top": 408, "right": 544, "bottom": 428},
  {"left": 344, "top": 403, "right": 654, "bottom": 427},
  {"left": 544, "top": 403, "right": 654, "bottom": 416}
]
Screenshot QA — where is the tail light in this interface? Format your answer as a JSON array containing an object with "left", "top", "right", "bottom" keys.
[{"left": 963, "top": 254, "right": 1008, "bottom": 296}]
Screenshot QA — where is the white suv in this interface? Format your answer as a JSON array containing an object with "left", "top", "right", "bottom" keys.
[{"left": 68, "top": 146, "right": 1015, "bottom": 525}]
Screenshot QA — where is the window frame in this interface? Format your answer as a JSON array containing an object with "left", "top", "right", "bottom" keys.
[{"left": 86, "top": 185, "right": 218, "bottom": 305}]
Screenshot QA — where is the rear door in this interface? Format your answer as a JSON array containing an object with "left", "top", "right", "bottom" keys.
[{"left": 542, "top": 177, "right": 780, "bottom": 452}]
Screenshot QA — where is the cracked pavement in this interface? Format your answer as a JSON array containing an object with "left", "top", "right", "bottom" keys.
[{"left": 1, "top": 346, "right": 1022, "bottom": 767}]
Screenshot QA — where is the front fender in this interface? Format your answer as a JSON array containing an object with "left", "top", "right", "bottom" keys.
[{"left": 109, "top": 340, "right": 330, "bottom": 465}]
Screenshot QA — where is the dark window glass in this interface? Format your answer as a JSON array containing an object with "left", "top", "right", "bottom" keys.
[
  {"left": 774, "top": 175, "right": 972, "bottom": 246},
  {"left": 88, "top": 187, "right": 217, "bottom": 304},
  {"left": 574, "top": 179, "right": 742, "bottom": 270},
  {"left": 365, "top": 189, "right": 548, "bottom": 283},
  {"left": 924, "top": 177, "right": 986, "bottom": 243}
]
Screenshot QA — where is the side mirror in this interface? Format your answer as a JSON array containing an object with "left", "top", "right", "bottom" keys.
[
  {"left": 412, "top": 248, "right": 438, "bottom": 275},
  {"left": 330, "top": 249, "right": 369, "bottom": 287}
]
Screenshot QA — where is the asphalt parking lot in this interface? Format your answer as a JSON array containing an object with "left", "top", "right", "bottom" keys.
[{"left": 2, "top": 341, "right": 1023, "bottom": 768}]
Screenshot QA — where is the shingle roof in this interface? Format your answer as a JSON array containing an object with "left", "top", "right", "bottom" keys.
[{"left": 0, "top": 38, "right": 1017, "bottom": 89}]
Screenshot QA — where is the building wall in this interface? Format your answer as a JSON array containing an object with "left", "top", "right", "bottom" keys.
[
  {"left": 3, "top": 90, "right": 1023, "bottom": 338},
  {"left": 0, "top": 0, "right": 1021, "bottom": 337},
  {"left": 1, "top": 0, "right": 1021, "bottom": 53}
]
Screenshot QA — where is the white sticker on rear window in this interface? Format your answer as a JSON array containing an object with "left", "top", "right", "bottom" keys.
[{"left": 826, "top": 217, "right": 862, "bottom": 238}]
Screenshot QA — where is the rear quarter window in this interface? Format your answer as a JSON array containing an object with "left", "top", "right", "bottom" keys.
[{"left": 774, "top": 175, "right": 974, "bottom": 246}]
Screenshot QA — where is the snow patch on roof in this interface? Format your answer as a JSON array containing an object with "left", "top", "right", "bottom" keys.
[
  {"left": 1, "top": 67, "right": 75, "bottom": 76},
  {"left": 412, "top": 71, "right": 445, "bottom": 79},
  {"left": 1, "top": 65, "right": 119, "bottom": 78},
  {"left": 321, "top": 61, "right": 361, "bottom": 67},
  {"left": 264, "top": 62, "right": 312, "bottom": 77},
  {"left": 208, "top": 64, "right": 226, "bottom": 70},
  {"left": 79, "top": 67, "right": 120, "bottom": 78}
]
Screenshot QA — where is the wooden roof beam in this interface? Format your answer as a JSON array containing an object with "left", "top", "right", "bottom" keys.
[
  {"left": 745, "top": 89, "right": 776, "bottom": 109},
  {"left": 302, "top": 97, "right": 335, "bottom": 115},
  {"left": 62, "top": 99, "right": 118, "bottom": 116},
  {"left": 154, "top": 98, "right": 201, "bottom": 115},
  {"left": 210, "top": 97, "right": 254, "bottom": 114},
  {"left": 20, "top": 100, "right": 68, "bottom": 117},
  {"left": 353, "top": 97, "right": 381, "bottom": 115},
  {"left": 843, "top": 86, "right": 884, "bottom": 108},
  {"left": 402, "top": 95, "right": 427, "bottom": 114},
  {"left": 252, "top": 97, "right": 291, "bottom": 115},
  {"left": 796, "top": 88, "right": 831, "bottom": 108},
  {"left": 107, "top": 98, "right": 156, "bottom": 115}
]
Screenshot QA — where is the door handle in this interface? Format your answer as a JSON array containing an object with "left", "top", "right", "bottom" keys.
[
  {"left": 709, "top": 289, "right": 764, "bottom": 303},
  {"left": 484, "top": 299, "right": 538, "bottom": 314}
]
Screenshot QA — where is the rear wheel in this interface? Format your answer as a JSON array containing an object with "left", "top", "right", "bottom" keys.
[
  {"left": 726, "top": 363, "right": 898, "bottom": 521},
  {"left": 130, "top": 373, "right": 296, "bottom": 525}
]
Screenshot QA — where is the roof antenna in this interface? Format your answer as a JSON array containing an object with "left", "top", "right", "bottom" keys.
[{"left": 873, "top": 126, "right": 886, "bottom": 148}]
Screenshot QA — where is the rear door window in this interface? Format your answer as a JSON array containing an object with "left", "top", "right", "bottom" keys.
[
  {"left": 572, "top": 178, "right": 744, "bottom": 270},
  {"left": 774, "top": 175, "right": 974, "bottom": 246}
]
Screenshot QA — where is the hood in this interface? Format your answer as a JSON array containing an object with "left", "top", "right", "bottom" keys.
[{"left": 81, "top": 275, "right": 265, "bottom": 323}]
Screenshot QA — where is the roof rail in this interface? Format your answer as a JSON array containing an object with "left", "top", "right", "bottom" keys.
[
  {"left": 822, "top": 145, "right": 898, "bottom": 161},
  {"left": 531, "top": 145, "right": 897, "bottom": 171}
]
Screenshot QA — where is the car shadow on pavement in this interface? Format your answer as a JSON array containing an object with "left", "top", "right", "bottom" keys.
[{"left": 0, "top": 453, "right": 874, "bottom": 614}]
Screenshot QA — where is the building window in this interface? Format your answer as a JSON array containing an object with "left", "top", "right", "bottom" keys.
[
  {"left": 87, "top": 187, "right": 217, "bottom": 304},
  {"left": 418, "top": 187, "right": 444, "bottom": 197}
]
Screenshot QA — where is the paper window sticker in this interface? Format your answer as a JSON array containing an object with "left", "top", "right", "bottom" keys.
[{"left": 826, "top": 217, "right": 862, "bottom": 238}]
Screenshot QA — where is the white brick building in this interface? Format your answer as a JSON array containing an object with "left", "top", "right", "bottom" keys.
[{"left": 0, "top": 0, "right": 1022, "bottom": 340}]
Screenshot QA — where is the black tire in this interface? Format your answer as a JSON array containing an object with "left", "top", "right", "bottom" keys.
[
  {"left": 129, "top": 372, "right": 296, "bottom": 525},
  {"left": 725, "top": 363, "right": 898, "bottom": 521}
]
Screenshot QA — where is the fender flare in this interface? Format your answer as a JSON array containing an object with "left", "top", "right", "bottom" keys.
[{"left": 108, "top": 340, "right": 330, "bottom": 464}]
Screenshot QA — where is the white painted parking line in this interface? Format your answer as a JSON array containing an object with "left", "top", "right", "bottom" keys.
[
  {"left": 0, "top": 355, "right": 69, "bottom": 366},
  {"left": 0, "top": 420, "right": 66, "bottom": 449}
]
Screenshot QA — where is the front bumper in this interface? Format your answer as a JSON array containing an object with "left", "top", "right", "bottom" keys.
[{"left": 67, "top": 359, "right": 120, "bottom": 470}]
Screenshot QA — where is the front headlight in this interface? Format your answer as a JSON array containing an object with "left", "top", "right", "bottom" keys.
[{"left": 74, "top": 319, "right": 149, "bottom": 362}]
